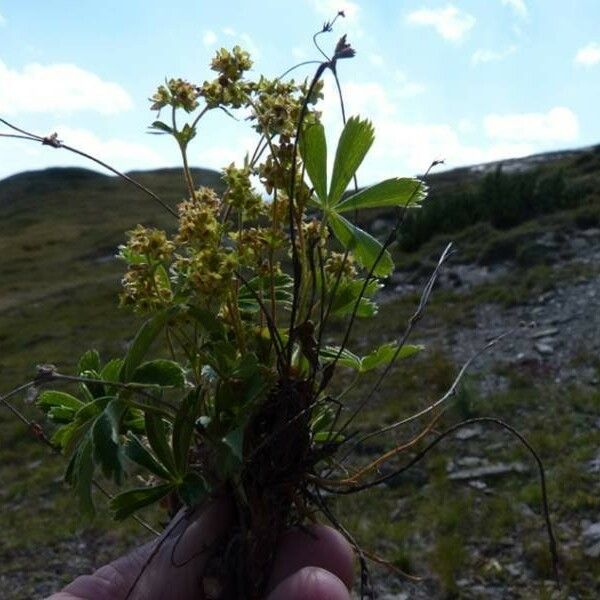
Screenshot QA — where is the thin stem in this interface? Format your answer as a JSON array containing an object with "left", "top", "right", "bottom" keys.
[{"left": 0, "top": 118, "right": 177, "bottom": 217}]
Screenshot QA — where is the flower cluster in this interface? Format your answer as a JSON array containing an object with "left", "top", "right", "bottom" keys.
[
  {"left": 200, "top": 46, "right": 253, "bottom": 109},
  {"left": 222, "top": 163, "right": 265, "bottom": 219},
  {"left": 118, "top": 226, "right": 175, "bottom": 312},
  {"left": 325, "top": 251, "right": 357, "bottom": 278},
  {"left": 176, "top": 187, "right": 221, "bottom": 249},
  {"left": 150, "top": 78, "right": 199, "bottom": 113}
]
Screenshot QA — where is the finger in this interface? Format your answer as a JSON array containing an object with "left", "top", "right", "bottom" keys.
[
  {"left": 267, "top": 524, "right": 354, "bottom": 592},
  {"left": 266, "top": 566, "right": 351, "bottom": 600}
]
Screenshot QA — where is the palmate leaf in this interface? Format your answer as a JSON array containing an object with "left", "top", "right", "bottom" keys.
[
  {"left": 145, "top": 413, "right": 177, "bottom": 475},
  {"left": 132, "top": 359, "right": 186, "bottom": 388},
  {"left": 124, "top": 433, "right": 173, "bottom": 480},
  {"left": 110, "top": 483, "right": 176, "bottom": 520},
  {"left": 92, "top": 399, "right": 126, "bottom": 484},
  {"left": 120, "top": 311, "right": 169, "bottom": 383},
  {"left": 329, "top": 116, "right": 375, "bottom": 206},
  {"left": 329, "top": 212, "right": 394, "bottom": 277},
  {"left": 300, "top": 121, "right": 328, "bottom": 204},
  {"left": 321, "top": 343, "right": 423, "bottom": 373},
  {"left": 65, "top": 432, "right": 95, "bottom": 517},
  {"left": 360, "top": 342, "right": 423, "bottom": 372},
  {"left": 335, "top": 177, "right": 427, "bottom": 213}
]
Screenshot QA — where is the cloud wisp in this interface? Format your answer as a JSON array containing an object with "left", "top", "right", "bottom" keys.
[
  {"left": 501, "top": 0, "right": 528, "bottom": 19},
  {"left": 406, "top": 4, "right": 475, "bottom": 43},
  {"left": 484, "top": 107, "right": 579, "bottom": 143},
  {"left": 574, "top": 42, "right": 600, "bottom": 67},
  {"left": 0, "top": 60, "right": 133, "bottom": 115},
  {"left": 471, "top": 45, "right": 517, "bottom": 66}
]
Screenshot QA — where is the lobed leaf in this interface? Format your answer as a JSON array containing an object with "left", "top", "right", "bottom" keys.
[
  {"left": 300, "top": 121, "right": 328, "bottom": 204},
  {"left": 329, "top": 116, "right": 375, "bottom": 206},
  {"left": 132, "top": 359, "right": 186, "bottom": 388},
  {"left": 329, "top": 213, "right": 394, "bottom": 276},
  {"left": 110, "top": 483, "right": 175, "bottom": 520},
  {"left": 335, "top": 177, "right": 427, "bottom": 213}
]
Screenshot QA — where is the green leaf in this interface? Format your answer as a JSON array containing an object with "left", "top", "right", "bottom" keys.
[
  {"left": 335, "top": 177, "right": 427, "bottom": 213},
  {"left": 92, "top": 399, "right": 126, "bottom": 484},
  {"left": 120, "top": 312, "right": 169, "bottom": 382},
  {"left": 110, "top": 483, "right": 175, "bottom": 520},
  {"left": 320, "top": 346, "right": 362, "bottom": 370},
  {"left": 74, "top": 396, "right": 112, "bottom": 422},
  {"left": 132, "top": 359, "right": 185, "bottom": 388},
  {"left": 300, "top": 121, "right": 328, "bottom": 204},
  {"left": 66, "top": 433, "right": 95, "bottom": 518},
  {"left": 172, "top": 390, "right": 201, "bottom": 475},
  {"left": 150, "top": 120, "right": 173, "bottom": 134},
  {"left": 313, "top": 430, "right": 344, "bottom": 443},
  {"left": 145, "top": 413, "right": 177, "bottom": 475},
  {"left": 78, "top": 350, "right": 101, "bottom": 375},
  {"left": 329, "top": 116, "right": 375, "bottom": 206},
  {"left": 328, "top": 278, "right": 382, "bottom": 319},
  {"left": 360, "top": 343, "right": 423, "bottom": 372},
  {"left": 47, "top": 406, "right": 76, "bottom": 423},
  {"left": 38, "top": 391, "right": 84, "bottom": 412},
  {"left": 124, "top": 433, "right": 173, "bottom": 480},
  {"left": 178, "top": 472, "right": 208, "bottom": 506},
  {"left": 329, "top": 213, "right": 394, "bottom": 276}
]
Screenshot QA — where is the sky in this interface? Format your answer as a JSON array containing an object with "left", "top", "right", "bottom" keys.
[{"left": 0, "top": 0, "right": 599, "bottom": 185}]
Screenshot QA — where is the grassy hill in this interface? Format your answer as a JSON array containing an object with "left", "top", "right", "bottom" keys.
[{"left": 1, "top": 153, "right": 599, "bottom": 598}]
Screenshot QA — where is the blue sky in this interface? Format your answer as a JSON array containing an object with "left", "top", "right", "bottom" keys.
[{"left": 0, "top": 0, "right": 599, "bottom": 185}]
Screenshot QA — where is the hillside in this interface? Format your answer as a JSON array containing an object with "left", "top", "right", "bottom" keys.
[{"left": 1, "top": 152, "right": 599, "bottom": 599}]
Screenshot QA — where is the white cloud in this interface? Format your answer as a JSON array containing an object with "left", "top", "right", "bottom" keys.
[
  {"left": 471, "top": 45, "right": 517, "bottom": 65},
  {"left": 393, "top": 70, "right": 426, "bottom": 97},
  {"left": 202, "top": 30, "right": 217, "bottom": 46},
  {"left": 406, "top": 5, "right": 475, "bottom": 43},
  {"left": 317, "top": 79, "right": 578, "bottom": 183},
  {"left": 574, "top": 42, "right": 600, "bottom": 67},
  {"left": 52, "top": 126, "right": 164, "bottom": 167},
  {"left": 369, "top": 53, "right": 384, "bottom": 67},
  {"left": 292, "top": 46, "right": 308, "bottom": 60},
  {"left": 0, "top": 126, "right": 165, "bottom": 180},
  {"left": 0, "top": 12, "right": 6, "bottom": 26},
  {"left": 0, "top": 60, "right": 132, "bottom": 115},
  {"left": 501, "top": 0, "right": 528, "bottom": 19},
  {"left": 484, "top": 107, "right": 579, "bottom": 143}
]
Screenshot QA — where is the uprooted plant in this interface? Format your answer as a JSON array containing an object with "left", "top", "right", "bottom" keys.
[{"left": 0, "top": 16, "right": 559, "bottom": 599}]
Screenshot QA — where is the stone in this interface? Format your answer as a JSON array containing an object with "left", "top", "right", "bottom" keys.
[
  {"left": 448, "top": 462, "right": 528, "bottom": 481},
  {"left": 531, "top": 327, "right": 559, "bottom": 339},
  {"left": 454, "top": 425, "right": 483, "bottom": 440},
  {"left": 534, "top": 342, "right": 554, "bottom": 356}
]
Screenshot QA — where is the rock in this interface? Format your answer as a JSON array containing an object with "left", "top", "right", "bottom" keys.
[
  {"left": 454, "top": 425, "right": 483, "bottom": 440},
  {"left": 531, "top": 327, "right": 559, "bottom": 339},
  {"left": 587, "top": 451, "right": 600, "bottom": 473},
  {"left": 448, "top": 462, "right": 528, "bottom": 481},
  {"left": 582, "top": 522, "right": 600, "bottom": 542},
  {"left": 581, "top": 522, "right": 600, "bottom": 558},
  {"left": 583, "top": 542, "right": 600, "bottom": 559},
  {"left": 534, "top": 342, "right": 554, "bottom": 356},
  {"left": 468, "top": 480, "right": 488, "bottom": 491}
]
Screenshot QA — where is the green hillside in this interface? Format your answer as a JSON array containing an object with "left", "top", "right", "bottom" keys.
[{"left": 1, "top": 154, "right": 599, "bottom": 598}]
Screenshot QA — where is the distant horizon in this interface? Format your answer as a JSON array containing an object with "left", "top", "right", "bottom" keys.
[{"left": 1, "top": 139, "right": 597, "bottom": 186}]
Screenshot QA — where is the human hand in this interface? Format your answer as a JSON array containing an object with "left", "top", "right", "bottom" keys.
[{"left": 48, "top": 497, "right": 354, "bottom": 600}]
